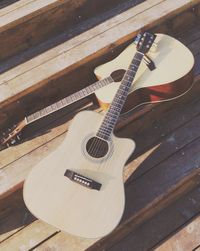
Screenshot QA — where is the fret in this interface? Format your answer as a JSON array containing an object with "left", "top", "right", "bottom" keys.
[
  {"left": 45, "top": 105, "right": 52, "bottom": 113},
  {"left": 51, "top": 103, "right": 57, "bottom": 111},
  {"left": 86, "top": 85, "right": 94, "bottom": 93},
  {"left": 72, "top": 92, "right": 78, "bottom": 100},
  {"left": 82, "top": 88, "right": 87, "bottom": 96},
  {"left": 25, "top": 76, "right": 112, "bottom": 125},
  {"left": 126, "top": 69, "right": 136, "bottom": 75},
  {"left": 66, "top": 96, "right": 73, "bottom": 104},
  {"left": 49, "top": 104, "right": 56, "bottom": 113},
  {"left": 130, "top": 63, "right": 138, "bottom": 68},
  {"left": 98, "top": 127, "right": 111, "bottom": 133},
  {"left": 127, "top": 69, "right": 136, "bottom": 74},
  {"left": 98, "top": 80, "right": 104, "bottom": 86},
  {"left": 110, "top": 105, "right": 122, "bottom": 112},
  {"left": 98, "top": 80, "right": 105, "bottom": 88},
  {"left": 39, "top": 108, "right": 47, "bottom": 116},
  {"left": 106, "top": 110, "right": 119, "bottom": 117},
  {"left": 114, "top": 93, "right": 126, "bottom": 99},
  {"left": 133, "top": 58, "right": 141, "bottom": 62},
  {"left": 98, "top": 127, "right": 111, "bottom": 134},
  {"left": 61, "top": 98, "right": 67, "bottom": 106},
  {"left": 34, "top": 112, "right": 40, "bottom": 119},
  {"left": 26, "top": 114, "right": 34, "bottom": 123},
  {"left": 96, "top": 133, "right": 110, "bottom": 141},
  {"left": 102, "top": 118, "right": 116, "bottom": 126},
  {"left": 97, "top": 51, "right": 144, "bottom": 139},
  {"left": 71, "top": 95, "right": 77, "bottom": 102},
  {"left": 101, "top": 122, "right": 116, "bottom": 130}
]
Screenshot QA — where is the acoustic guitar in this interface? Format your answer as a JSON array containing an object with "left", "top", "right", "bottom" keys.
[
  {"left": 23, "top": 32, "right": 156, "bottom": 238},
  {"left": 94, "top": 33, "right": 194, "bottom": 113},
  {"left": 0, "top": 34, "right": 194, "bottom": 147}
]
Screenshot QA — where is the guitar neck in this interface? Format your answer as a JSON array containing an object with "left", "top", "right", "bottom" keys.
[
  {"left": 97, "top": 51, "right": 144, "bottom": 140},
  {"left": 26, "top": 76, "right": 113, "bottom": 124}
]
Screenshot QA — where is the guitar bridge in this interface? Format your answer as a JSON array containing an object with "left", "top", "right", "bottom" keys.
[{"left": 64, "top": 169, "right": 102, "bottom": 191}]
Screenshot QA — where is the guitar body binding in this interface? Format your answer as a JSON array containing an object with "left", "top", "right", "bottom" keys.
[{"left": 23, "top": 111, "right": 135, "bottom": 238}]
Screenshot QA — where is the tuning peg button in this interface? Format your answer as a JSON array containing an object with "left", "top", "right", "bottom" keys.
[{"left": 10, "top": 139, "right": 16, "bottom": 145}]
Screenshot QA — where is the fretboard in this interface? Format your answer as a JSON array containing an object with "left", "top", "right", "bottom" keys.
[
  {"left": 26, "top": 76, "right": 113, "bottom": 124},
  {"left": 97, "top": 51, "right": 144, "bottom": 140}
]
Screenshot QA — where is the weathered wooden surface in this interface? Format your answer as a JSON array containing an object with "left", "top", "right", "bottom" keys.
[
  {"left": 0, "top": 0, "right": 134, "bottom": 61},
  {"left": 0, "top": 1, "right": 200, "bottom": 251},
  {"left": 0, "top": 0, "right": 200, "bottom": 129},
  {"left": 106, "top": 186, "right": 200, "bottom": 251},
  {"left": 1, "top": 76, "right": 200, "bottom": 250},
  {"left": 155, "top": 212, "right": 200, "bottom": 251}
]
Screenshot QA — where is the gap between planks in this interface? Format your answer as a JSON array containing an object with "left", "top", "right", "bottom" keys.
[
  {"left": 1, "top": 80, "right": 200, "bottom": 249},
  {"left": 0, "top": 75, "right": 200, "bottom": 199},
  {"left": 1, "top": 0, "right": 198, "bottom": 105},
  {"left": 155, "top": 214, "right": 200, "bottom": 251},
  {"left": 105, "top": 185, "right": 200, "bottom": 251}
]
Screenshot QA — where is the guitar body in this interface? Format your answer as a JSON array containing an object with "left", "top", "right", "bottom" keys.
[
  {"left": 23, "top": 111, "right": 135, "bottom": 238},
  {"left": 94, "top": 33, "right": 194, "bottom": 113}
]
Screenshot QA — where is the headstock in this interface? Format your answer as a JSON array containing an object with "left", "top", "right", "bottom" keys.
[
  {"left": 135, "top": 32, "right": 156, "bottom": 54},
  {"left": 0, "top": 119, "right": 26, "bottom": 147}
]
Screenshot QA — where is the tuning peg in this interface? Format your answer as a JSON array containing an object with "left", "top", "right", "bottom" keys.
[
  {"left": 16, "top": 135, "right": 21, "bottom": 140},
  {"left": 134, "top": 34, "right": 142, "bottom": 45},
  {"left": 10, "top": 139, "right": 16, "bottom": 145}
]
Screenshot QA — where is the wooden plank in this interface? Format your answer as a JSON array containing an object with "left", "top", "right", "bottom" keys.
[
  {"left": 176, "top": 20, "right": 200, "bottom": 45},
  {"left": 122, "top": 79, "right": 200, "bottom": 180},
  {"left": 2, "top": 107, "right": 200, "bottom": 250},
  {"left": 106, "top": 186, "right": 200, "bottom": 251},
  {"left": 0, "top": 0, "right": 35, "bottom": 16},
  {"left": 0, "top": 78, "right": 199, "bottom": 249},
  {"left": 0, "top": 0, "right": 130, "bottom": 61},
  {"left": 34, "top": 231, "right": 95, "bottom": 251},
  {"left": 155, "top": 215, "right": 200, "bottom": 251},
  {"left": 1, "top": 0, "right": 198, "bottom": 109},
  {"left": 0, "top": 101, "right": 94, "bottom": 199},
  {"left": 0, "top": 73, "right": 199, "bottom": 199},
  {"left": 0, "top": 0, "right": 62, "bottom": 26},
  {"left": 0, "top": 220, "right": 58, "bottom": 251},
  {"left": 0, "top": 99, "right": 93, "bottom": 168},
  {"left": 32, "top": 136, "right": 200, "bottom": 250},
  {"left": 87, "top": 144, "right": 200, "bottom": 250},
  {"left": 0, "top": 0, "right": 163, "bottom": 86},
  {"left": 0, "top": 79, "right": 198, "bottom": 248},
  {"left": 0, "top": 73, "right": 198, "bottom": 198},
  {"left": 0, "top": 1, "right": 21, "bottom": 10},
  {"left": 197, "top": 4, "right": 200, "bottom": 16},
  {"left": 0, "top": 78, "right": 198, "bottom": 248},
  {"left": 0, "top": 190, "right": 34, "bottom": 243}
]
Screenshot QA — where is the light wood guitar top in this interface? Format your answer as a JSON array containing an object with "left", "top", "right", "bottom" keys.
[{"left": 94, "top": 33, "right": 194, "bottom": 107}]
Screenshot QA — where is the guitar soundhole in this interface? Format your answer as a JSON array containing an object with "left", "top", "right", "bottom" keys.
[
  {"left": 86, "top": 137, "right": 109, "bottom": 159},
  {"left": 110, "top": 69, "right": 126, "bottom": 82}
]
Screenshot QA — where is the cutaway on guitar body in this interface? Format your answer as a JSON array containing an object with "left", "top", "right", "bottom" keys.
[
  {"left": 94, "top": 33, "right": 194, "bottom": 114},
  {"left": 23, "top": 111, "right": 135, "bottom": 238}
]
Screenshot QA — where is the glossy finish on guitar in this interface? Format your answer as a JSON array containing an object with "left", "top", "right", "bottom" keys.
[
  {"left": 94, "top": 33, "right": 194, "bottom": 113},
  {"left": 23, "top": 111, "right": 135, "bottom": 238}
]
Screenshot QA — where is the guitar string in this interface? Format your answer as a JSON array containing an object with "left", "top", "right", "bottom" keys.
[{"left": 87, "top": 53, "right": 144, "bottom": 162}]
